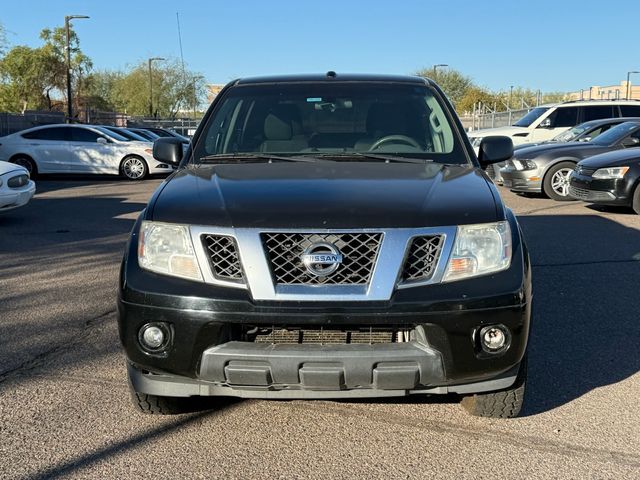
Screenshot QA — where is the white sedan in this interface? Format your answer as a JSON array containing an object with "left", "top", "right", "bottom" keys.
[
  {"left": 0, "top": 124, "right": 175, "bottom": 180},
  {"left": 0, "top": 161, "right": 35, "bottom": 212}
]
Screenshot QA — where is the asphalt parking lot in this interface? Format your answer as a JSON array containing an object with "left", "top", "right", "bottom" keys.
[{"left": 1, "top": 176, "right": 639, "bottom": 479}]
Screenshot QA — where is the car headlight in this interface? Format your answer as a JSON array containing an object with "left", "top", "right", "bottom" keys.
[
  {"left": 592, "top": 166, "right": 629, "bottom": 179},
  {"left": 443, "top": 221, "right": 512, "bottom": 282},
  {"left": 138, "top": 221, "right": 203, "bottom": 281}
]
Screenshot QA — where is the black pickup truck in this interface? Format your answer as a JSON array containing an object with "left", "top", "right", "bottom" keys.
[{"left": 118, "top": 73, "right": 531, "bottom": 418}]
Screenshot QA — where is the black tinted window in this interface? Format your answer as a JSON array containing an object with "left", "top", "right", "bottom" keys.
[
  {"left": 620, "top": 105, "right": 640, "bottom": 117},
  {"left": 582, "top": 105, "right": 615, "bottom": 122},
  {"left": 70, "top": 127, "right": 101, "bottom": 142},
  {"left": 22, "top": 127, "right": 69, "bottom": 141},
  {"left": 549, "top": 107, "right": 579, "bottom": 127}
]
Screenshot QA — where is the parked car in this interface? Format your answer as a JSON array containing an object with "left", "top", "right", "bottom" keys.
[
  {"left": 0, "top": 124, "right": 175, "bottom": 180},
  {"left": 569, "top": 149, "right": 640, "bottom": 214},
  {"left": 500, "top": 120, "right": 640, "bottom": 200},
  {"left": 468, "top": 100, "right": 640, "bottom": 148},
  {"left": 143, "top": 127, "right": 190, "bottom": 144},
  {"left": 127, "top": 128, "right": 161, "bottom": 142},
  {"left": 0, "top": 161, "right": 35, "bottom": 212},
  {"left": 119, "top": 73, "right": 531, "bottom": 418},
  {"left": 488, "top": 117, "right": 639, "bottom": 184},
  {"left": 101, "top": 125, "right": 153, "bottom": 143}
]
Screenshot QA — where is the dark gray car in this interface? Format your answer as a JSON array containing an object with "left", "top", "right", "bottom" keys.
[{"left": 500, "top": 121, "right": 640, "bottom": 200}]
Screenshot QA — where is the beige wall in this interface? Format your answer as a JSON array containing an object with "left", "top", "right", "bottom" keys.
[
  {"left": 206, "top": 84, "right": 225, "bottom": 103},
  {"left": 568, "top": 81, "right": 640, "bottom": 101}
]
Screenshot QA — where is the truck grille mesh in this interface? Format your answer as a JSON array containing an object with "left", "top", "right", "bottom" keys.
[
  {"left": 261, "top": 233, "right": 382, "bottom": 285},
  {"left": 401, "top": 235, "right": 444, "bottom": 283},
  {"left": 254, "top": 328, "right": 397, "bottom": 344},
  {"left": 201, "top": 234, "right": 244, "bottom": 283}
]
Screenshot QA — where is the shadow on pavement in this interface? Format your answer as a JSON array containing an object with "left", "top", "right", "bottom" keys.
[
  {"left": 27, "top": 400, "right": 240, "bottom": 480},
  {"left": 518, "top": 214, "right": 640, "bottom": 415}
]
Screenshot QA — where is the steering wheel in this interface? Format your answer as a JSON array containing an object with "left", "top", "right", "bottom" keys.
[{"left": 369, "top": 135, "right": 421, "bottom": 151}]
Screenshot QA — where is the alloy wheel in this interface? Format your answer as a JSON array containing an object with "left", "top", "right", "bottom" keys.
[
  {"left": 122, "top": 157, "right": 146, "bottom": 180},
  {"left": 551, "top": 168, "right": 573, "bottom": 197}
]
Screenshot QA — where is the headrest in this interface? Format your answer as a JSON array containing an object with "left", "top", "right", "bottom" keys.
[{"left": 264, "top": 105, "right": 302, "bottom": 140}]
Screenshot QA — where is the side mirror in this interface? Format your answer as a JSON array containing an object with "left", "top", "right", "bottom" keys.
[
  {"left": 153, "top": 137, "right": 184, "bottom": 165},
  {"left": 537, "top": 118, "right": 552, "bottom": 128},
  {"left": 97, "top": 137, "right": 108, "bottom": 144},
  {"left": 478, "top": 136, "right": 514, "bottom": 166}
]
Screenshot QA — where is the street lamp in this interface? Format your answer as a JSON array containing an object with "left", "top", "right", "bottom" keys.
[
  {"left": 192, "top": 75, "right": 204, "bottom": 118},
  {"left": 148, "top": 57, "right": 166, "bottom": 117},
  {"left": 432, "top": 64, "right": 448, "bottom": 76},
  {"left": 65, "top": 15, "right": 89, "bottom": 123},
  {"left": 626, "top": 71, "right": 639, "bottom": 100}
]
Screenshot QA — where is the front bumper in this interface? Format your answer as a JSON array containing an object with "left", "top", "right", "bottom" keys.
[
  {"left": 0, "top": 181, "right": 36, "bottom": 212},
  {"left": 119, "top": 211, "right": 531, "bottom": 399},
  {"left": 500, "top": 166, "right": 542, "bottom": 192},
  {"left": 569, "top": 172, "right": 633, "bottom": 206}
]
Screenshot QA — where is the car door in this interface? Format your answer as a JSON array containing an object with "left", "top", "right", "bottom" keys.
[
  {"left": 68, "top": 127, "right": 119, "bottom": 174},
  {"left": 529, "top": 106, "right": 580, "bottom": 142},
  {"left": 20, "top": 126, "right": 72, "bottom": 172}
]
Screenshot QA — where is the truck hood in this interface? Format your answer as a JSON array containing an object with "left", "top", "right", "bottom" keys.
[{"left": 149, "top": 162, "right": 501, "bottom": 229}]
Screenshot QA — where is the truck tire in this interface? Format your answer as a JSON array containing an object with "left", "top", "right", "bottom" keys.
[
  {"left": 543, "top": 161, "right": 576, "bottom": 201},
  {"left": 460, "top": 356, "right": 527, "bottom": 418},
  {"left": 129, "top": 384, "right": 188, "bottom": 414}
]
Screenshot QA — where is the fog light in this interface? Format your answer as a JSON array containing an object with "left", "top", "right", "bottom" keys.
[
  {"left": 479, "top": 325, "right": 510, "bottom": 353},
  {"left": 138, "top": 323, "right": 168, "bottom": 352}
]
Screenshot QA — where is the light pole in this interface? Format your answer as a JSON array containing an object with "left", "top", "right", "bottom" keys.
[
  {"left": 626, "top": 71, "right": 639, "bottom": 100},
  {"left": 65, "top": 15, "right": 89, "bottom": 123},
  {"left": 148, "top": 57, "right": 166, "bottom": 117},
  {"left": 192, "top": 75, "right": 204, "bottom": 119},
  {"left": 432, "top": 64, "right": 448, "bottom": 76},
  {"left": 508, "top": 85, "right": 514, "bottom": 109}
]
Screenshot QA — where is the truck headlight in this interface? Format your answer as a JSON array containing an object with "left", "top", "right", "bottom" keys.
[
  {"left": 592, "top": 166, "right": 629, "bottom": 179},
  {"left": 443, "top": 221, "right": 512, "bottom": 282},
  {"left": 138, "top": 221, "right": 203, "bottom": 281}
]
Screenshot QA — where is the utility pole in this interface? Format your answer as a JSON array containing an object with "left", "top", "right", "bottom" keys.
[
  {"left": 65, "top": 14, "right": 89, "bottom": 123},
  {"left": 626, "top": 71, "right": 639, "bottom": 100},
  {"left": 148, "top": 57, "right": 166, "bottom": 117},
  {"left": 432, "top": 64, "right": 448, "bottom": 77}
]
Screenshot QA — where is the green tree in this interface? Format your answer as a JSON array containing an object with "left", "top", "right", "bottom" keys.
[{"left": 415, "top": 67, "right": 473, "bottom": 107}]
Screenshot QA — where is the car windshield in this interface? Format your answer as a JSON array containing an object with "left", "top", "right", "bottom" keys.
[
  {"left": 94, "top": 126, "right": 129, "bottom": 142},
  {"left": 551, "top": 123, "right": 593, "bottom": 142},
  {"left": 512, "top": 107, "right": 549, "bottom": 127},
  {"left": 591, "top": 122, "right": 640, "bottom": 146},
  {"left": 191, "top": 82, "right": 467, "bottom": 164}
]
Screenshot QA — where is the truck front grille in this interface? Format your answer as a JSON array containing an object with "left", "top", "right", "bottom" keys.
[
  {"left": 261, "top": 232, "right": 382, "bottom": 285},
  {"left": 201, "top": 234, "right": 244, "bottom": 283},
  {"left": 253, "top": 328, "right": 402, "bottom": 344},
  {"left": 401, "top": 235, "right": 444, "bottom": 283}
]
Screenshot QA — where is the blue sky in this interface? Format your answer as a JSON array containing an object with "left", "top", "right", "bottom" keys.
[{"left": 2, "top": 0, "right": 638, "bottom": 93}]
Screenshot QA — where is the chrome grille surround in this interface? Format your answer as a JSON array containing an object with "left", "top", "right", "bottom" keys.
[
  {"left": 401, "top": 235, "right": 444, "bottom": 284},
  {"left": 261, "top": 232, "right": 382, "bottom": 285},
  {"left": 189, "top": 226, "right": 457, "bottom": 301},
  {"left": 201, "top": 234, "right": 244, "bottom": 283}
]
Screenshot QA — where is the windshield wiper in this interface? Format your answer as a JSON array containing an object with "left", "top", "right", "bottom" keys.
[
  {"left": 351, "top": 152, "right": 433, "bottom": 164},
  {"left": 199, "top": 153, "right": 326, "bottom": 163}
]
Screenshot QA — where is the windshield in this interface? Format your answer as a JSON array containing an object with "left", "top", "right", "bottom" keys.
[
  {"left": 191, "top": 82, "right": 467, "bottom": 164},
  {"left": 512, "top": 107, "right": 549, "bottom": 127},
  {"left": 551, "top": 123, "right": 592, "bottom": 142},
  {"left": 94, "top": 126, "right": 129, "bottom": 142},
  {"left": 591, "top": 122, "right": 640, "bottom": 146}
]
